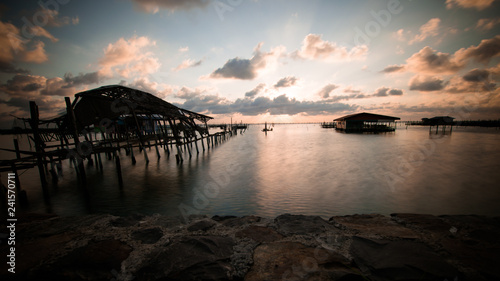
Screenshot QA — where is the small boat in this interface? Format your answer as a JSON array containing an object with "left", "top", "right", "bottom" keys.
[{"left": 262, "top": 122, "right": 273, "bottom": 132}]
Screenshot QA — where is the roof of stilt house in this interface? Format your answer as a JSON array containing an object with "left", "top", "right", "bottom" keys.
[
  {"left": 48, "top": 85, "right": 212, "bottom": 128},
  {"left": 334, "top": 112, "right": 400, "bottom": 122}
]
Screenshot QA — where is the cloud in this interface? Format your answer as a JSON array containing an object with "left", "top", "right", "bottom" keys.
[
  {"left": 0, "top": 20, "right": 50, "bottom": 65},
  {"left": 317, "top": 84, "right": 339, "bottom": 99},
  {"left": 20, "top": 41, "right": 48, "bottom": 63},
  {"left": 208, "top": 43, "right": 285, "bottom": 80},
  {"left": 35, "top": 8, "right": 79, "bottom": 27},
  {"left": 0, "top": 74, "right": 46, "bottom": 98},
  {"left": 381, "top": 64, "right": 405, "bottom": 73},
  {"left": 119, "top": 77, "right": 176, "bottom": 99},
  {"left": 373, "top": 87, "right": 403, "bottom": 97},
  {"left": 327, "top": 87, "right": 403, "bottom": 101},
  {"left": 176, "top": 93, "right": 356, "bottom": 116},
  {"left": 40, "top": 77, "right": 75, "bottom": 96},
  {"left": 384, "top": 35, "right": 500, "bottom": 77},
  {"left": 0, "top": 61, "right": 30, "bottom": 74},
  {"left": 409, "top": 75, "right": 446, "bottom": 91},
  {"left": 445, "top": 0, "right": 495, "bottom": 10},
  {"left": 393, "top": 29, "right": 407, "bottom": 41},
  {"left": 406, "top": 46, "right": 464, "bottom": 75},
  {"left": 342, "top": 86, "right": 362, "bottom": 94},
  {"left": 173, "top": 58, "right": 203, "bottom": 71},
  {"left": 178, "top": 46, "right": 189, "bottom": 52},
  {"left": 131, "top": 0, "right": 211, "bottom": 13},
  {"left": 245, "top": 83, "right": 266, "bottom": 98},
  {"left": 454, "top": 35, "right": 500, "bottom": 64},
  {"left": 462, "top": 68, "right": 490, "bottom": 82},
  {"left": 0, "top": 74, "right": 81, "bottom": 124},
  {"left": 445, "top": 74, "right": 496, "bottom": 93},
  {"left": 99, "top": 35, "right": 160, "bottom": 78},
  {"left": 175, "top": 86, "right": 208, "bottom": 100},
  {"left": 63, "top": 72, "right": 101, "bottom": 87},
  {"left": 409, "top": 18, "right": 441, "bottom": 45},
  {"left": 294, "top": 34, "right": 368, "bottom": 61},
  {"left": 274, "top": 76, "right": 298, "bottom": 88},
  {"left": 476, "top": 18, "right": 500, "bottom": 31},
  {"left": 26, "top": 25, "right": 58, "bottom": 42}
]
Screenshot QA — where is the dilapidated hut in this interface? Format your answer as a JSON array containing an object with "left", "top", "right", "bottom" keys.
[{"left": 0, "top": 85, "right": 227, "bottom": 200}]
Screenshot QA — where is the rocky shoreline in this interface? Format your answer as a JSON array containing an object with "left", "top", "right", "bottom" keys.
[{"left": 1, "top": 212, "right": 500, "bottom": 280}]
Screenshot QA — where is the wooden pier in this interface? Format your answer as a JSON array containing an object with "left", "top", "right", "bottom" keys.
[{"left": 0, "top": 85, "right": 242, "bottom": 203}]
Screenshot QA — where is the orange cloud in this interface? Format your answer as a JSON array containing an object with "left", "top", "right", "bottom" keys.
[
  {"left": 99, "top": 36, "right": 160, "bottom": 78},
  {"left": 408, "top": 18, "right": 441, "bottom": 45},
  {"left": 445, "top": 0, "right": 495, "bottom": 10},
  {"left": 476, "top": 18, "right": 500, "bottom": 31},
  {"left": 131, "top": 0, "right": 211, "bottom": 13},
  {"left": 173, "top": 58, "right": 203, "bottom": 71},
  {"left": 20, "top": 41, "right": 48, "bottom": 63},
  {"left": 295, "top": 34, "right": 368, "bottom": 62},
  {"left": 406, "top": 46, "right": 464, "bottom": 75}
]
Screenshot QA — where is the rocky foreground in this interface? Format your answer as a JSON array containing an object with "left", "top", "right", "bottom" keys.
[{"left": 1, "top": 213, "right": 500, "bottom": 281}]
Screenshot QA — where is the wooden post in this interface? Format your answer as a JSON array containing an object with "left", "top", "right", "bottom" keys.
[
  {"left": 13, "top": 139, "right": 20, "bottom": 159},
  {"left": 154, "top": 138, "right": 161, "bottom": 160},
  {"left": 49, "top": 156, "right": 58, "bottom": 184},
  {"left": 29, "top": 101, "right": 49, "bottom": 197},
  {"left": 115, "top": 155, "right": 124, "bottom": 188},
  {"left": 167, "top": 118, "right": 183, "bottom": 162},
  {"left": 97, "top": 151, "right": 103, "bottom": 171},
  {"left": 130, "top": 144, "right": 136, "bottom": 165},
  {"left": 194, "top": 134, "right": 199, "bottom": 154},
  {"left": 131, "top": 110, "right": 148, "bottom": 164},
  {"left": 65, "top": 97, "right": 87, "bottom": 184},
  {"left": 200, "top": 133, "right": 205, "bottom": 152}
]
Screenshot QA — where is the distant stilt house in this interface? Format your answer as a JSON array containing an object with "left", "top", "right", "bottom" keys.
[
  {"left": 421, "top": 116, "right": 455, "bottom": 126},
  {"left": 334, "top": 112, "right": 400, "bottom": 133},
  {"left": 422, "top": 116, "right": 455, "bottom": 134}
]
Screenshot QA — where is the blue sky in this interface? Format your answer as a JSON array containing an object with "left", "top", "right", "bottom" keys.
[{"left": 1, "top": 0, "right": 499, "bottom": 127}]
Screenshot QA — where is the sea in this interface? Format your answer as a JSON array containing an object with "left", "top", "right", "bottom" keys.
[{"left": 1, "top": 124, "right": 500, "bottom": 219}]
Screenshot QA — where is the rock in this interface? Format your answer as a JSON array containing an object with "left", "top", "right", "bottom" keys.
[
  {"left": 235, "top": 225, "right": 283, "bottom": 243},
  {"left": 212, "top": 215, "right": 238, "bottom": 222},
  {"left": 350, "top": 236, "right": 459, "bottom": 280},
  {"left": 245, "top": 241, "right": 363, "bottom": 281},
  {"left": 31, "top": 239, "right": 133, "bottom": 281},
  {"left": 111, "top": 216, "right": 141, "bottom": 227},
  {"left": 187, "top": 219, "right": 216, "bottom": 231},
  {"left": 136, "top": 236, "right": 235, "bottom": 280},
  {"left": 391, "top": 213, "right": 452, "bottom": 239},
  {"left": 153, "top": 215, "right": 184, "bottom": 229},
  {"left": 132, "top": 227, "right": 163, "bottom": 244},
  {"left": 275, "top": 214, "right": 336, "bottom": 236},
  {"left": 219, "top": 215, "right": 262, "bottom": 227},
  {"left": 331, "top": 214, "right": 419, "bottom": 240}
]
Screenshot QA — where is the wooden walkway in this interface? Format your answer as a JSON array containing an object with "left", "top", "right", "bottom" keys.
[{"left": 0, "top": 85, "right": 243, "bottom": 204}]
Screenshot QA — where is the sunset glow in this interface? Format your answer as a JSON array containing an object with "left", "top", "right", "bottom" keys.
[{"left": 1, "top": 0, "right": 499, "bottom": 127}]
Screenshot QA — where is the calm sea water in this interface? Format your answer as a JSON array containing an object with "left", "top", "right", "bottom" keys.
[{"left": 2, "top": 124, "right": 500, "bottom": 218}]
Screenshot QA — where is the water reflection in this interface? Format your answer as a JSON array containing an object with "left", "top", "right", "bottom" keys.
[{"left": 2, "top": 125, "right": 500, "bottom": 218}]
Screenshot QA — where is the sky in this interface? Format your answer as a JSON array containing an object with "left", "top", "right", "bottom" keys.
[{"left": 0, "top": 0, "right": 499, "bottom": 127}]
